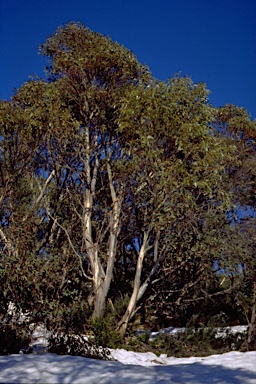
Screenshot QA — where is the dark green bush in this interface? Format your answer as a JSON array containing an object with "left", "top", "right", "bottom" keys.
[
  {"left": 149, "top": 327, "right": 248, "bottom": 357},
  {"left": 90, "top": 317, "right": 123, "bottom": 348},
  {"left": 0, "top": 323, "right": 30, "bottom": 355}
]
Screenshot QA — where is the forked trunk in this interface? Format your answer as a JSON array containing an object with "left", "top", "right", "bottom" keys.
[{"left": 117, "top": 232, "right": 149, "bottom": 336}]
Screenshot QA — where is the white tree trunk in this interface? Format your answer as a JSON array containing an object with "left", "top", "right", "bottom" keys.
[
  {"left": 117, "top": 231, "right": 149, "bottom": 336},
  {"left": 85, "top": 156, "right": 122, "bottom": 319}
]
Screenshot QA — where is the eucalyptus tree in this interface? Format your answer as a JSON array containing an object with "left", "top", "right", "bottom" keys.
[
  {"left": 36, "top": 22, "right": 152, "bottom": 320},
  {"left": 211, "top": 104, "right": 256, "bottom": 344},
  {"left": 38, "top": 24, "right": 232, "bottom": 331},
  {"left": 146, "top": 104, "right": 256, "bottom": 330},
  {"left": 0, "top": 22, "right": 236, "bottom": 336},
  {"left": 114, "top": 77, "right": 235, "bottom": 334},
  {"left": 0, "top": 99, "right": 37, "bottom": 257},
  {"left": 0, "top": 85, "right": 90, "bottom": 329}
]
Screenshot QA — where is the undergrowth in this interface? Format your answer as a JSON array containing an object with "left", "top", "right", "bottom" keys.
[{"left": 124, "top": 327, "right": 248, "bottom": 357}]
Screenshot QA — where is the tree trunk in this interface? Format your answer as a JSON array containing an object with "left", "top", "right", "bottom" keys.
[
  {"left": 91, "top": 162, "right": 121, "bottom": 319},
  {"left": 117, "top": 231, "right": 149, "bottom": 336},
  {"left": 247, "top": 284, "right": 256, "bottom": 345},
  {"left": 93, "top": 283, "right": 108, "bottom": 319}
]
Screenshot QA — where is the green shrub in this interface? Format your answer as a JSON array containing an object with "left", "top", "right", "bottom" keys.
[
  {"left": 90, "top": 317, "right": 123, "bottom": 348},
  {"left": 149, "top": 327, "right": 248, "bottom": 357}
]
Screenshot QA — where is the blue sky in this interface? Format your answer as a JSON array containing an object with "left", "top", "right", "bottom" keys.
[{"left": 1, "top": 0, "right": 255, "bottom": 118}]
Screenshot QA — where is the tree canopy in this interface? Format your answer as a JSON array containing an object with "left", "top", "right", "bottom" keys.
[{"left": 1, "top": 22, "right": 256, "bottom": 343}]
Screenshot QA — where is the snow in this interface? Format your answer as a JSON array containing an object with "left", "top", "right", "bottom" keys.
[
  {"left": 136, "top": 325, "right": 249, "bottom": 341},
  {"left": 0, "top": 322, "right": 255, "bottom": 383},
  {"left": 0, "top": 350, "right": 256, "bottom": 383}
]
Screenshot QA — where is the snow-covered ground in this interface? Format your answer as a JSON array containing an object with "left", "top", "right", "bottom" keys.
[
  {"left": 0, "top": 350, "right": 256, "bottom": 383},
  {"left": 136, "top": 325, "right": 249, "bottom": 340},
  {"left": 0, "top": 320, "right": 255, "bottom": 383}
]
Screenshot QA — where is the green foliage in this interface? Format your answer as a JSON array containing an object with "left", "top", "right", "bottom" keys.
[
  {"left": 1, "top": 21, "right": 256, "bottom": 340},
  {"left": 149, "top": 328, "right": 247, "bottom": 357},
  {"left": 114, "top": 327, "right": 248, "bottom": 357},
  {"left": 89, "top": 317, "right": 123, "bottom": 348},
  {"left": 125, "top": 333, "right": 152, "bottom": 353},
  {"left": 39, "top": 22, "right": 150, "bottom": 85}
]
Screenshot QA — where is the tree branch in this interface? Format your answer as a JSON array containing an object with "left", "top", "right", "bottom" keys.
[{"left": 47, "top": 212, "right": 93, "bottom": 281}]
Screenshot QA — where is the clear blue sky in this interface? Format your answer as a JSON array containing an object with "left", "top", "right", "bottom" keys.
[{"left": 1, "top": 0, "right": 255, "bottom": 118}]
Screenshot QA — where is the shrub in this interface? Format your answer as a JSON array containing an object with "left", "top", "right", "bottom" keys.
[
  {"left": 0, "top": 323, "right": 30, "bottom": 355},
  {"left": 149, "top": 327, "right": 248, "bottom": 357},
  {"left": 48, "top": 333, "right": 113, "bottom": 360},
  {"left": 90, "top": 317, "right": 123, "bottom": 349}
]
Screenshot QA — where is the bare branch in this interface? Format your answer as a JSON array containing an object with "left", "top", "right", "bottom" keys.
[
  {"left": 137, "top": 244, "right": 166, "bottom": 302},
  {"left": 23, "top": 169, "right": 55, "bottom": 222}
]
